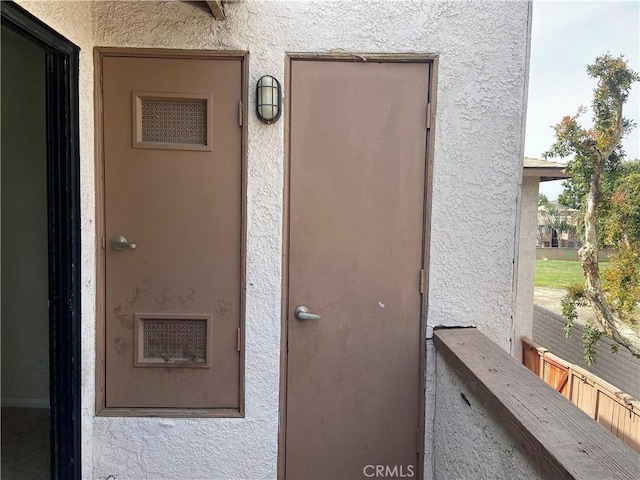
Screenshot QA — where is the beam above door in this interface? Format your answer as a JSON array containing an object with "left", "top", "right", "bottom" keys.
[
  {"left": 186, "top": 1, "right": 226, "bottom": 20},
  {"left": 206, "top": 1, "right": 225, "bottom": 20}
]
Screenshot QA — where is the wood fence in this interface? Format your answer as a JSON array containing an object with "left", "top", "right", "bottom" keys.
[{"left": 522, "top": 338, "right": 640, "bottom": 453}]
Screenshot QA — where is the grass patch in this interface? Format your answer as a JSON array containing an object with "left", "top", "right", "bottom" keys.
[{"left": 535, "top": 259, "right": 609, "bottom": 289}]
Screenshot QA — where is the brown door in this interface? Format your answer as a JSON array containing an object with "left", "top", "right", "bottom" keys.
[
  {"left": 102, "top": 55, "right": 243, "bottom": 409},
  {"left": 285, "top": 60, "right": 429, "bottom": 479}
]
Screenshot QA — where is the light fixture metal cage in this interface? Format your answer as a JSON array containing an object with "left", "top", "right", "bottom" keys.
[{"left": 256, "top": 75, "right": 282, "bottom": 124}]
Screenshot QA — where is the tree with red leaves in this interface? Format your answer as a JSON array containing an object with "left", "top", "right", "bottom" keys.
[{"left": 545, "top": 54, "right": 640, "bottom": 362}]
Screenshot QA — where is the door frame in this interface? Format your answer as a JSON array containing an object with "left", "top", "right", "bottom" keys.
[
  {"left": 94, "top": 47, "right": 249, "bottom": 417},
  {"left": 1, "top": 2, "right": 82, "bottom": 478},
  {"left": 278, "top": 53, "right": 438, "bottom": 479}
]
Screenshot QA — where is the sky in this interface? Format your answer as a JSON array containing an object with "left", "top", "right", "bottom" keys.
[{"left": 525, "top": 0, "right": 640, "bottom": 200}]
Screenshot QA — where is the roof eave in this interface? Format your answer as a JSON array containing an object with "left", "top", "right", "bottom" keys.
[{"left": 523, "top": 167, "right": 571, "bottom": 182}]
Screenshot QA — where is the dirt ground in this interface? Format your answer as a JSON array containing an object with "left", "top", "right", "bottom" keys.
[{"left": 533, "top": 287, "right": 595, "bottom": 325}]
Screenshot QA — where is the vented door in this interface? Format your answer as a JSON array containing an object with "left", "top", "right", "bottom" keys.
[{"left": 102, "top": 55, "right": 243, "bottom": 409}]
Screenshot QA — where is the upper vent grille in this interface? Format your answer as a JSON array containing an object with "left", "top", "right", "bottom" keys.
[{"left": 141, "top": 99, "right": 208, "bottom": 145}]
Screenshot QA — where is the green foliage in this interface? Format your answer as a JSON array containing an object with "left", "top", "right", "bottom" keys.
[
  {"left": 545, "top": 57, "right": 637, "bottom": 247},
  {"left": 561, "top": 281, "right": 628, "bottom": 365},
  {"left": 620, "top": 159, "right": 640, "bottom": 176},
  {"left": 561, "top": 283, "right": 587, "bottom": 338},
  {"left": 582, "top": 323, "right": 603, "bottom": 365},
  {"left": 602, "top": 245, "right": 640, "bottom": 318},
  {"left": 538, "top": 193, "right": 550, "bottom": 207},
  {"left": 601, "top": 169, "right": 640, "bottom": 320},
  {"left": 544, "top": 53, "right": 640, "bottom": 360},
  {"left": 562, "top": 299, "right": 575, "bottom": 338},
  {"left": 604, "top": 170, "right": 640, "bottom": 244},
  {"left": 546, "top": 54, "right": 639, "bottom": 210},
  {"left": 558, "top": 179, "right": 586, "bottom": 210},
  {"left": 587, "top": 55, "right": 639, "bottom": 135}
]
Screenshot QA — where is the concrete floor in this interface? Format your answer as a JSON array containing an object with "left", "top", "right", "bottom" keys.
[{"left": 1, "top": 407, "right": 50, "bottom": 479}]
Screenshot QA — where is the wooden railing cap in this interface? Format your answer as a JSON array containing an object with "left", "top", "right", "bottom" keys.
[{"left": 434, "top": 328, "right": 639, "bottom": 480}]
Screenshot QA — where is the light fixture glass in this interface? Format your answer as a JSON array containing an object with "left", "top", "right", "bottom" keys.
[{"left": 256, "top": 75, "right": 281, "bottom": 124}]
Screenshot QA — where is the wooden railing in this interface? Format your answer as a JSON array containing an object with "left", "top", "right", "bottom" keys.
[
  {"left": 522, "top": 337, "right": 640, "bottom": 453},
  {"left": 435, "top": 328, "right": 638, "bottom": 479}
]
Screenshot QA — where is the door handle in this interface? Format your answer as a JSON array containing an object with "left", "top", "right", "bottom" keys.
[
  {"left": 295, "top": 306, "right": 321, "bottom": 321},
  {"left": 111, "top": 235, "right": 137, "bottom": 251}
]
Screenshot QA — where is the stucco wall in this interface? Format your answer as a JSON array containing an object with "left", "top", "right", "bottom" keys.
[
  {"left": 433, "top": 352, "right": 545, "bottom": 480},
  {"left": 12, "top": 1, "right": 532, "bottom": 478},
  {"left": 513, "top": 176, "right": 539, "bottom": 361}
]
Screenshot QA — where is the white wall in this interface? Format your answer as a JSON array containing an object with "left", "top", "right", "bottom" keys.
[
  {"left": 513, "top": 176, "right": 539, "bottom": 361},
  {"left": 433, "top": 352, "right": 545, "bottom": 480},
  {"left": 14, "top": 1, "right": 532, "bottom": 478},
  {"left": 1, "top": 27, "right": 49, "bottom": 408}
]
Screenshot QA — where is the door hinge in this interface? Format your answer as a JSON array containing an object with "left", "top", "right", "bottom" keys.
[
  {"left": 237, "top": 327, "right": 241, "bottom": 352},
  {"left": 101, "top": 236, "right": 106, "bottom": 249},
  {"left": 420, "top": 269, "right": 426, "bottom": 294},
  {"left": 238, "top": 100, "right": 243, "bottom": 127},
  {"left": 426, "top": 103, "right": 432, "bottom": 130}
]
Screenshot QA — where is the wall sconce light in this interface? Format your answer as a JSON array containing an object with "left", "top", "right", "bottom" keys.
[{"left": 256, "top": 75, "right": 282, "bottom": 124}]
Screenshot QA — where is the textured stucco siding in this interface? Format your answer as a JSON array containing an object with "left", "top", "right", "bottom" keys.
[
  {"left": 11, "top": 1, "right": 532, "bottom": 478},
  {"left": 514, "top": 177, "right": 539, "bottom": 361},
  {"left": 434, "top": 352, "right": 545, "bottom": 480}
]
